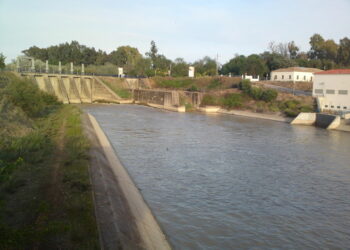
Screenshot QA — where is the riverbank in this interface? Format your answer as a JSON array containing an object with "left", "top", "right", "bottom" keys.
[
  {"left": 83, "top": 112, "right": 171, "bottom": 249},
  {"left": 0, "top": 73, "right": 99, "bottom": 248}
]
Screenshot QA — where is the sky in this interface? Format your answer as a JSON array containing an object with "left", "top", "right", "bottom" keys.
[{"left": 1, "top": 0, "right": 350, "bottom": 64}]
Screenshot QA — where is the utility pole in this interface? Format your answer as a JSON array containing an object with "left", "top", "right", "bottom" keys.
[{"left": 216, "top": 53, "right": 219, "bottom": 76}]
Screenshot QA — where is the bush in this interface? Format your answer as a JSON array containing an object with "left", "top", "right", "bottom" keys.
[
  {"left": 207, "top": 78, "right": 222, "bottom": 89},
  {"left": 2, "top": 76, "right": 61, "bottom": 118},
  {"left": 187, "top": 85, "right": 199, "bottom": 92},
  {"left": 238, "top": 79, "right": 277, "bottom": 102},
  {"left": 222, "top": 93, "right": 242, "bottom": 109},
  {"left": 260, "top": 89, "right": 278, "bottom": 102},
  {"left": 201, "top": 94, "right": 219, "bottom": 106},
  {"left": 284, "top": 109, "right": 299, "bottom": 117}
]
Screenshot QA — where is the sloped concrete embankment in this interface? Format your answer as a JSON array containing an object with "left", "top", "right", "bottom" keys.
[
  {"left": 84, "top": 114, "right": 171, "bottom": 250},
  {"left": 291, "top": 112, "right": 341, "bottom": 130}
]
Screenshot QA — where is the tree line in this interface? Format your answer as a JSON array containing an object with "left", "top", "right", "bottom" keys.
[{"left": 19, "top": 33, "right": 350, "bottom": 77}]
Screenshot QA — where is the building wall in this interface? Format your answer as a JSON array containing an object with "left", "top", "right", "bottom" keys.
[
  {"left": 313, "top": 74, "right": 350, "bottom": 111},
  {"left": 271, "top": 71, "right": 314, "bottom": 82}
]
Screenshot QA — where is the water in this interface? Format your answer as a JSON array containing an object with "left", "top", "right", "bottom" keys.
[{"left": 84, "top": 104, "right": 350, "bottom": 249}]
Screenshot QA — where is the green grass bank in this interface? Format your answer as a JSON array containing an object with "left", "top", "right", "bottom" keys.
[{"left": 0, "top": 72, "right": 99, "bottom": 249}]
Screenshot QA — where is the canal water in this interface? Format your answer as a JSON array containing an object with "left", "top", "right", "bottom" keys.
[{"left": 84, "top": 104, "right": 350, "bottom": 249}]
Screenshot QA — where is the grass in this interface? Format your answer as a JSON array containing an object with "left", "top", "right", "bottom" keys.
[
  {"left": 0, "top": 72, "right": 99, "bottom": 249},
  {"left": 101, "top": 79, "right": 132, "bottom": 99},
  {"left": 155, "top": 77, "right": 195, "bottom": 89}
]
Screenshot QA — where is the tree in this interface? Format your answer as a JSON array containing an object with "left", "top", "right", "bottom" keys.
[
  {"left": 193, "top": 56, "right": 217, "bottom": 76},
  {"left": 288, "top": 41, "right": 299, "bottom": 59},
  {"left": 145, "top": 40, "right": 158, "bottom": 69},
  {"left": 221, "top": 55, "right": 247, "bottom": 75},
  {"left": 109, "top": 46, "right": 142, "bottom": 75},
  {"left": 337, "top": 37, "right": 350, "bottom": 65},
  {"left": 309, "top": 34, "right": 325, "bottom": 59},
  {"left": 246, "top": 54, "right": 268, "bottom": 76},
  {"left": 260, "top": 51, "right": 295, "bottom": 72},
  {"left": 171, "top": 58, "right": 188, "bottom": 77},
  {"left": 0, "top": 53, "right": 5, "bottom": 69}
]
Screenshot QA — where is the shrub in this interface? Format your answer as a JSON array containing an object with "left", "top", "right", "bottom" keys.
[
  {"left": 2, "top": 76, "right": 61, "bottom": 118},
  {"left": 222, "top": 93, "right": 242, "bottom": 109},
  {"left": 207, "top": 78, "right": 222, "bottom": 89},
  {"left": 201, "top": 94, "right": 218, "bottom": 106},
  {"left": 284, "top": 109, "right": 299, "bottom": 117},
  {"left": 260, "top": 89, "right": 278, "bottom": 102},
  {"left": 187, "top": 85, "right": 199, "bottom": 92}
]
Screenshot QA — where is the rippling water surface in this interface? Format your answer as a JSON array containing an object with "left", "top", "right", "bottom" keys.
[{"left": 84, "top": 105, "right": 350, "bottom": 249}]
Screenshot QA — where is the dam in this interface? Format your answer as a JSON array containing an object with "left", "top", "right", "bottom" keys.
[
  {"left": 22, "top": 73, "right": 121, "bottom": 103},
  {"left": 84, "top": 104, "right": 350, "bottom": 249}
]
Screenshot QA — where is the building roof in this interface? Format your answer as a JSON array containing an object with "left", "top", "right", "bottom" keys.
[
  {"left": 272, "top": 67, "right": 323, "bottom": 73},
  {"left": 314, "top": 69, "right": 350, "bottom": 75}
]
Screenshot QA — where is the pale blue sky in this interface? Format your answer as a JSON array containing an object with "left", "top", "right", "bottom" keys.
[{"left": 1, "top": 0, "right": 350, "bottom": 63}]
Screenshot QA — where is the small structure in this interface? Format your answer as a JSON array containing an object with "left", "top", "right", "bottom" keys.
[
  {"left": 118, "top": 67, "right": 123, "bottom": 77},
  {"left": 313, "top": 69, "right": 350, "bottom": 112},
  {"left": 242, "top": 74, "right": 259, "bottom": 82},
  {"left": 271, "top": 67, "right": 322, "bottom": 82},
  {"left": 189, "top": 66, "right": 195, "bottom": 78}
]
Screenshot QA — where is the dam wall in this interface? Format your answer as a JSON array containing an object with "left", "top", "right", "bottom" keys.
[
  {"left": 26, "top": 74, "right": 120, "bottom": 104},
  {"left": 133, "top": 89, "right": 203, "bottom": 108},
  {"left": 291, "top": 112, "right": 341, "bottom": 130}
]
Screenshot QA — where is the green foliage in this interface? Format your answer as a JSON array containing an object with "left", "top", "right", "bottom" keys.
[
  {"left": 221, "top": 93, "right": 243, "bottom": 109},
  {"left": 201, "top": 94, "right": 219, "bottom": 106},
  {"left": 207, "top": 78, "right": 223, "bottom": 89},
  {"left": 156, "top": 78, "right": 194, "bottom": 89},
  {"left": 279, "top": 99, "right": 314, "bottom": 117},
  {"left": 171, "top": 58, "right": 188, "bottom": 77},
  {"left": 187, "top": 85, "right": 199, "bottom": 92},
  {"left": 238, "top": 80, "right": 277, "bottom": 102},
  {"left": 0, "top": 53, "right": 5, "bottom": 69},
  {"left": 1, "top": 76, "right": 61, "bottom": 118},
  {"left": 193, "top": 56, "right": 217, "bottom": 76}
]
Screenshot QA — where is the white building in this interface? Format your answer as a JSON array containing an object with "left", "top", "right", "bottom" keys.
[
  {"left": 189, "top": 66, "right": 195, "bottom": 78},
  {"left": 242, "top": 74, "right": 259, "bottom": 82},
  {"left": 313, "top": 69, "right": 350, "bottom": 112},
  {"left": 271, "top": 67, "right": 322, "bottom": 82}
]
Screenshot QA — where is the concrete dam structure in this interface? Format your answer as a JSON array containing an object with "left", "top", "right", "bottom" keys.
[{"left": 23, "top": 73, "right": 121, "bottom": 104}]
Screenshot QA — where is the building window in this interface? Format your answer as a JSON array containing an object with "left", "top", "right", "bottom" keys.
[
  {"left": 337, "top": 106, "right": 341, "bottom": 109},
  {"left": 310, "top": 77, "right": 313, "bottom": 81},
  {"left": 326, "top": 89, "right": 335, "bottom": 94},
  {"left": 282, "top": 75, "right": 284, "bottom": 80},
  {"left": 303, "top": 75, "right": 306, "bottom": 80},
  {"left": 315, "top": 89, "right": 324, "bottom": 94},
  {"left": 289, "top": 75, "right": 291, "bottom": 79},
  {"left": 344, "top": 107, "right": 347, "bottom": 110},
  {"left": 325, "top": 105, "right": 328, "bottom": 108},
  {"left": 274, "top": 75, "right": 277, "bottom": 80},
  {"left": 338, "top": 90, "right": 348, "bottom": 95},
  {"left": 331, "top": 105, "right": 334, "bottom": 108},
  {"left": 297, "top": 75, "right": 299, "bottom": 80}
]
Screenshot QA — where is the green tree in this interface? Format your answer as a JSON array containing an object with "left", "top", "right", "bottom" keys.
[
  {"left": 288, "top": 41, "right": 299, "bottom": 59},
  {"left": 220, "top": 55, "right": 247, "bottom": 75},
  {"left": 171, "top": 58, "right": 188, "bottom": 77},
  {"left": 309, "top": 34, "right": 325, "bottom": 59},
  {"left": 193, "top": 56, "right": 217, "bottom": 76},
  {"left": 0, "top": 53, "right": 5, "bottom": 69},
  {"left": 145, "top": 40, "right": 158, "bottom": 69},
  {"left": 337, "top": 37, "right": 350, "bottom": 66},
  {"left": 246, "top": 54, "right": 268, "bottom": 76}
]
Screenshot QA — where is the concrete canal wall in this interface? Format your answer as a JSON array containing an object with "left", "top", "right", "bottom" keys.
[
  {"left": 291, "top": 112, "right": 341, "bottom": 130},
  {"left": 86, "top": 114, "right": 171, "bottom": 250}
]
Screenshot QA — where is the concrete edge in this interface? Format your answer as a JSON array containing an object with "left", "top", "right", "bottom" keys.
[{"left": 87, "top": 114, "right": 171, "bottom": 250}]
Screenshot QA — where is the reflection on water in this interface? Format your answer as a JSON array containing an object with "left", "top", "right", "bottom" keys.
[{"left": 84, "top": 104, "right": 350, "bottom": 249}]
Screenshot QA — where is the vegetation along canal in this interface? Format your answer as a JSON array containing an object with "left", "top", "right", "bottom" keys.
[{"left": 84, "top": 104, "right": 350, "bottom": 249}]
